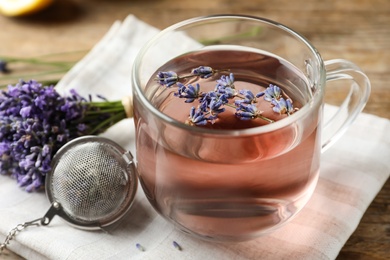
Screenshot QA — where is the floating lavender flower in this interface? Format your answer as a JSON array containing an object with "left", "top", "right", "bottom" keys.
[
  {"left": 156, "top": 71, "right": 179, "bottom": 87},
  {"left": 174, "top": 83, "right": 203, "bottom": 103},
  {"left": 0, "top": 80, "right": 127, "bottom": 192},
  {"left": 258, "top": 84, "right": 282, "bottom": 101},
  {"left": 235, "top": 103, "right": 275, "bottom": 123},
  {"left": 199, "top": 91, "right": 227, "bottom": 112},
  {"left": 186, "top": 107, "right": 208, "bottom": 126},
  {"left": 199, "top": 91, "right": 218, "bottom": 108},
  {"left": 209, "top": 97, "right": 226, "bottom": 114},
  {"left": 208, "top": 97, "right": 226, "bottom": 123},
  {"left": 235, "top": 89, "right": 256, "bottom": 106},
  {"left": 191, "top": 66, "right": 214, "bottom": 78},
  {"left": 215, "top": 85, "right": 236, "bottom": 98},
  {"left": 272, "top": 98, "right": 295, "bottom": 115},
  {"left": 216, "top": 73, "right": 235, "bottom": 89},
  {"left": 235, "top": 103, "right": 260, "bottom": 120}
]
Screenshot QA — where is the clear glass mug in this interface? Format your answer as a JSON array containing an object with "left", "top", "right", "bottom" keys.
[{"left": 131, "top": 15, "right": 370, "bottom": 242}]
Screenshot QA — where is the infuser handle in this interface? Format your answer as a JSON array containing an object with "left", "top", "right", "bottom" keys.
[
  {"left": 321, "top": 59, "right": 371, "bottom": 152},
  {"left": 41, "top": 202, "right": 63, "bottom": 225}
]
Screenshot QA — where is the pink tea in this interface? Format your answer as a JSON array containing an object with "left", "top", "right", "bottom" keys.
[{"left": 134, "top": 47, "right": 321, "bottom": 241}]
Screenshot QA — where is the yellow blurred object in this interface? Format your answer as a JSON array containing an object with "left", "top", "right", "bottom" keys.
[{"left": 0, "top": 0, "right": 54, "bottom": 17}]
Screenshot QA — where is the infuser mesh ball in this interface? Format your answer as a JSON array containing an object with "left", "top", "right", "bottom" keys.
[{"left": 45, "top": 136, "right": 138, "bottom": 229}]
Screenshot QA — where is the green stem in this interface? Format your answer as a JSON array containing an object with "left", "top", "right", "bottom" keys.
[
  {"left": 88, "top": 111, "right": 126, "bottom": 135},
  {"left": 33, "top": 50, "right": 88, "bottom": 59},
  {"left": 0, "top": 57, "right": 75, "bottom": 68},
  {"left": 0, "top": 68, "right": 71, "bottom": 80},
  {"left": 85, "top": 107, "right": 125, "bottom": 115},
  {"left": 87, "top": 100, "right": 124, "bottom": 107},
  {"left": 256, "top": 115, "right": 274, "bottom": 123}
]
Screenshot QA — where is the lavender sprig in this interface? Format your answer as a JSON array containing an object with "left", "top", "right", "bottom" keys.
[
  {"left": 174, "top": 83, "right": 203, "bottom": 103},
  {"left": 0, "top": 50, "right": 86, "bottom": 88},
  {"left": 186, "top": 107, "right": 208, "bottom": 126},
  {"left": 191, "top": 66, "right": 215, "bottom": 78},
  {"left": 156, "top": 71, "right": 179, "bottom": 87},
  {"left": 259, "top": 83, "right": 282, "bottom": 101},
  {"left": 0, "top": 80, "right": 127, "bottom": 192},
  {"left": 155, "top": 66, "right": 228, "bottom": 87}
]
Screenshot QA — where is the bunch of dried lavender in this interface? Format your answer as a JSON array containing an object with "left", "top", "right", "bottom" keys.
[{"left": 0, "top": 80, "right": 126, "bottom": 192}]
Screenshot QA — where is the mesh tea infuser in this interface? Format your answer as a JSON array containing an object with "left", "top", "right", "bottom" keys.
[{"left": 0, "top": 136, "right": 138, "bottom": 252}]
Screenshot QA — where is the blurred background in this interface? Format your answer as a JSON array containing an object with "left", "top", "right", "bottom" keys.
[
  {"left": 0, "top": 0, "right": 389, "bottom": 259},
  {"left": 0, "top": 0, "right": 388, "bottom": 118}
]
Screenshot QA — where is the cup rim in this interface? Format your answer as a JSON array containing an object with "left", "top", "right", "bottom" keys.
[{"left": 132, "top": 14, "right": 325, "bottom": 136}]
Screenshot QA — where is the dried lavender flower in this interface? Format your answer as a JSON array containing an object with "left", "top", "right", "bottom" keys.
[
  {"left": 0, "top": 60, "right": 10, "bottom": 73},
  {"left": 156, "top": 71, "right": 179, "bottom": 87},
  {"left": 235, "top": 89, "right": 256, "bottom": 106},
  {"left": 216, "top": 73, "right": 235, "bottom": 89},
  {"left": 191, "top": 66, "right": 215, "bottom": 78},
  {"left": 174, "top": 83, "right": 203, "bottom": 103},
  {"left": 235, "top": 103, "right": 260, "bottom": 120},
  {"left": 136, "top": 243, "right": 145, "bottom": 252},
  {"left": 272, "top": 97, "right": 295, "bottom": 115},
  {"left": 0, "top": 80, "right": 127, "bottom": 192},
  {"left": 260, "top": 84, "right": 282, "bottom": 101},
  {"left": 209, "top": 97, "right": 226, "bottom": 116},
  {"left": 186, "top": 107, "right": 208, "bottom": 126},
  {"left": 173, "top": 241, "right": 182, "bottom": 251}
]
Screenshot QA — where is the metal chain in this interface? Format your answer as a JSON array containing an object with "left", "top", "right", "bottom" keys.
[{"left": 0, "top": 218, "right": 43, "bottom": 254}]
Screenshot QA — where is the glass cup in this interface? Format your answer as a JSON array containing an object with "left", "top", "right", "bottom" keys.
[{"left": 131, "top": 15, "right": 370, "bottom": 242}]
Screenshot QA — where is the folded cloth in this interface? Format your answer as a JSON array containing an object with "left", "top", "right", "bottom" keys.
[{"left": 1, "top": 15, "right": 389, "bottom": 260}]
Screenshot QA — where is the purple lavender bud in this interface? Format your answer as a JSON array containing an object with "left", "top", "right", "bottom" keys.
[
  {"left": 19, "top": 153, "right": 36, "bottom": 170},
  {"left": 188, "top": 107, "right": 208, "bottom": 126},
  {"left": 215, "top": 86, "right": 236, "bottom": 98},
  {"left": 200, "top": 91, "right": 217, "bottom": 104},
  {"left": 77, "top": 123, "right": 87, "bottom": 133},
  {"left": 272, "top": 98, "right": 295, "bottom": 114},
  {"left": 39, "top": 155, "right": 51, "bottom": 172},
  {"left": 238, "top": 89, "right": 256, "bottom": 104},
  {"left": 216, "top": 73, "right": 235, "bottom": 89},
  {"left": 0, "top": 60, "right": 10, "bottom": 73},
  {"left": 156, "top": 71, "right": 179, "bottom": 87},
  {"left": 255, "top": 91, "right": 265, "bottom": 98},
  {"left": 174, "top": 83, "right": 202, "bottom": 103},
  {"left": 235, "top": 103, "right": 259, "bottom": 120},
  {"left": 19, "top": 106, "right": 32, "bottom": 118},
  {"left": 173, "top": 241, "right": 182, "bottom": 251},
  {"left": 263, "top": 84, "right": 282, "bottom": 101},
  {"left": 0, "top": 142, "right": 11, "bottom": 158},
  {"left": 209, "top": 97, "right": 225, "bottom": 116},
  {"left": 191, "top": 66, "right": 214, "bottom": 78},
  {"left": 41, "top": 144, "right": 51, "bottom": 157}
]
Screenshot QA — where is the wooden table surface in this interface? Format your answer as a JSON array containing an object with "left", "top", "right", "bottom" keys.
[{"left": 1, "top": 0, "right": 389, "bottom": 259}]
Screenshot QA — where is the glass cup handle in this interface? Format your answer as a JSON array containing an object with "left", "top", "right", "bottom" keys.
[{"left": 321, "top": 59, "right": 371, "bottom": 152}]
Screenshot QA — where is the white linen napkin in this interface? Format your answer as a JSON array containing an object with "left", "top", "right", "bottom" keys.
[{"left": 1, "top": 15, "right": 389, "bottom": 260}]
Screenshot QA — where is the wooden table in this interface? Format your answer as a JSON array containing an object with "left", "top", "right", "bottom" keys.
[{"left": 1, "top": 0, "right": 389, "bottom": 259}]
